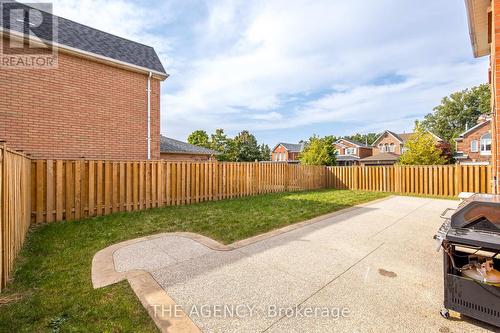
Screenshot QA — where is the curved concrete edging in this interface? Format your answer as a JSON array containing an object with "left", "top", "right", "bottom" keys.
[{"left": 91, "top": 195, "right": 393, "bottom": 332}]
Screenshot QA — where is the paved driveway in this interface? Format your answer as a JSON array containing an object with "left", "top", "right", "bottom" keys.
[{"left": 107, "top": 196, "right": 496, "bottom": 332}]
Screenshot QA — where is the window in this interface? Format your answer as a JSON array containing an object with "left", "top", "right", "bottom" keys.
[
  {"left": 470, "top": 140, "right": 479, "bottom": 153},
  {"left": 389, "top": 143, "right": 395, "bottom": 153},
  {"left": 480, "top": 133, "right": 492, "bottom": 155},
  {"left": 346, "top": 148, "right": 357, "bottom": 155}
]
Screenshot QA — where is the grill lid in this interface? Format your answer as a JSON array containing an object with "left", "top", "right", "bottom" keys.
[{"left": 450, "top": 194, "right": 500, "bottom": 232}]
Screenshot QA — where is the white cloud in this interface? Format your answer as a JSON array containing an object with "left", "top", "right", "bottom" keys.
[
  {"left": 161, "top": 0, "right": 488, "bottom": 141},
  {"left": 23, "top": 0, "right": 489, "bottom": 143},
  {"left": 25, "top": 0, "right": 174, "bottom": 68}
]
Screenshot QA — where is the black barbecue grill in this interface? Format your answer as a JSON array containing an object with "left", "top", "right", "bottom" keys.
[{"left": 435, "top": 194, "right": 500, "bottom": 327}]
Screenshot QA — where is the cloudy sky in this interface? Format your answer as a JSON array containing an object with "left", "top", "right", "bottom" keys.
[{"left": 29, "top": 0, "right": 488, "bottom": 146}]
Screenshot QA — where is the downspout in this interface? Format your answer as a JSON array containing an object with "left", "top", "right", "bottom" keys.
[{"left": 147, "top": 72, "right": 152, "bottom": 160}]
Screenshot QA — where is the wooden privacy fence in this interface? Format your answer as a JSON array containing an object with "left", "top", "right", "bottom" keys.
[
  {"left": 0, "top": 151, "right": 495, "bottom": 292},
  {"left": 326, "top": 165, "right": 492, "bottom": 196},
  {"left": 0, "top": 145, "right": 31, "bottom": 292},
  {"left": 31, "top": 161, "right": 326, "bottom": 224}
]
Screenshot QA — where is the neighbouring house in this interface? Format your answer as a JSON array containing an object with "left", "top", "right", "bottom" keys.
[
  {"left": 464, "top": 0, "right": 500, "bottom": 192},
  {"left": 455, "top": 115, "right": 492, "bottom": 165},
  {"left": 360, "top": 130, "right": 443, "bottom": 166},
  {"left": 160, "top": 136, "right": 220, "bottom": 161},
  {"left": 0, "top": 2, "right": 167, "bottom": 159},
  {"left": 333, "top": 138, "right": 373, "bottom": 166},
  {"left": 271, "top": 143, "right": 304, "bottom": 163}
]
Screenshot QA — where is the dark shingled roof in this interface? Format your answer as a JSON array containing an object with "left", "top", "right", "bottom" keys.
[
  {"left": 277, "top": 143, "right": 304, "bottom": 152},
  {"left": 1, "top": 1, "right": 166, "bottom": 74},
  {"left": 160, "top": 136, "right": 220, "bottom": 155},
  {"left": 397, "top": 133, "right": 414, "bottom": 143}
]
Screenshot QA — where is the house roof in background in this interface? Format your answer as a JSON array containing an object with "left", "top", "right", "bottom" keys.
[
  {"left": 336, "top": 138, "right": 371, "bottom": 148},
  {"left": 396, "top": 133, "right": 413, "bottom": 143},
  {"left": 372, "top": 130, "right": 404, "bottom": 146},
  {"left": 160, "top": 136, "right": 220, "bottom": 155},
  {"left": 0, "top": 1, "right": 167, "bottom": 75},
  {"left": 456, "top": 118, "right": 491, "bottom": 139},
  {"left": 360, "top": 152, "right": 399, "bottom": 162},
  {"left": 336, "top": 155, "right": 360, "bottom": 161},
  {"left": 273, "top": 142, "right": 304, "bottom": 152},
  {"left": 372, "top": 130, "right": 442, "bottom": 147}
]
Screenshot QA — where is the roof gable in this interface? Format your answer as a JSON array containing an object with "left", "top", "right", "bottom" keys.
[
  {"left": 456, "top": 119, "right": 491, "bottom": 139},
  {"left": 372, "top": 130, "right": 442, "bottom": 147},
  {"left": 372, "top": 131, "right": 403, "bottom": 146}
]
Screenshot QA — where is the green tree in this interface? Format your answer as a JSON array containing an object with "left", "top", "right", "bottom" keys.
[
  {"left": 299, "top": 135, "right": 337, "bottom": 166},
  {"left": 420, "top": 83, "right": 490, "bottom": 142},
  {"left": 342, "top": 133, "right": 379, "bottom": 145},
  {"left": 187, "top": 130, "right": 210, "bottom": 148},
  {"left": 230, "top": 130, "right": 261, "bottom": 162},
  {"left": 398, "top": 124, "right": 448, "bottom": 165},
  {"left": 210, "top": 129, "right": 232, "bottom": 161},
  {"left": 259, "top": 144, "right": 271, "bottom": 161}
]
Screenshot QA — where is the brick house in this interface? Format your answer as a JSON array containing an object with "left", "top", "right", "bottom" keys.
[
  {"left": 360, "top": 130, "right": 442, "bottom": 165},
  {"left": 0, "top": 2, "right": 167, "bottom": 159},
  {"left": 160, "top": 136, "right": 220, "bottom": 161},
  {"left": 464, "top": 0, "right": 500, "bottom": 192},
  {"left": 454, "top": 115, "right": 492, "bottom": 165},
  {"left": 333, "top": 138, "right": 373, "bottom": 166},
  {"left": 271, "top": 143, "right": 304, "bottom": 163}
]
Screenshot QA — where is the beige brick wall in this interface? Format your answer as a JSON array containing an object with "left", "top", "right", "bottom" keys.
[{"left": 0, "top": 42, "right": 162, "bottom": 159}]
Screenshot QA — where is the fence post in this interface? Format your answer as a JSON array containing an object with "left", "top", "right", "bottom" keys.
[
  {"left": 456, "top": 164, "right": 462, "bottom": 195},
  {"left": 0, "top": 144, "right": 3, "bottom": 291},
  {"left": 284, "top": 163, "right": 290, "bottom": 192}
]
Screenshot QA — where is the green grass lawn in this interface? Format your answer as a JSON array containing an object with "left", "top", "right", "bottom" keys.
[{"left": 0, "top": 189, "right": 388, "bottom": 332}]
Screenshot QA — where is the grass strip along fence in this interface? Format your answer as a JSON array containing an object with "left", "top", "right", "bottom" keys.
[
  {"left": 0, "top": 145, "right": 31, "bottom": 292},
  {"left": 0, "top": 141, "right": 493, "bottom": 291}
]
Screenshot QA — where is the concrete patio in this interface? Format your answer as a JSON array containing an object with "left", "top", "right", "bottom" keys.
[{"left": 94, "top": 196, "right": 497, "bottom": 332}]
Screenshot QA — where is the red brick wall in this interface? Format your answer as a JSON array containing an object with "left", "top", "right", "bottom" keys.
[
  {"left": 358, "top": 147, "right": 373, "bottom": 159},
  {"left": 493, "top": 0, "right": 500, "bottom": 192},
  {"left": 455, "top": 122, "right": 492, "bottom": 164},
  {"left": 288, "top": 151, "right": 300, "bottom": 160},
  {"left": 0, "top": 44, "right": 162, "bottom": 159},
  {"left": 271, "top": 145, "right": 300, "bottom": 161}
]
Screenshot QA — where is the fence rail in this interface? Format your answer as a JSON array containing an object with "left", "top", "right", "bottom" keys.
[
  {"left": 326, "top": 165, "right": 492, "bottom": 196},
  {"left": 0, "top": 145, "right": 31, "bottom": 292},
  {"left": 30, "top": 161, "right": 327, "bottom": 224}
]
